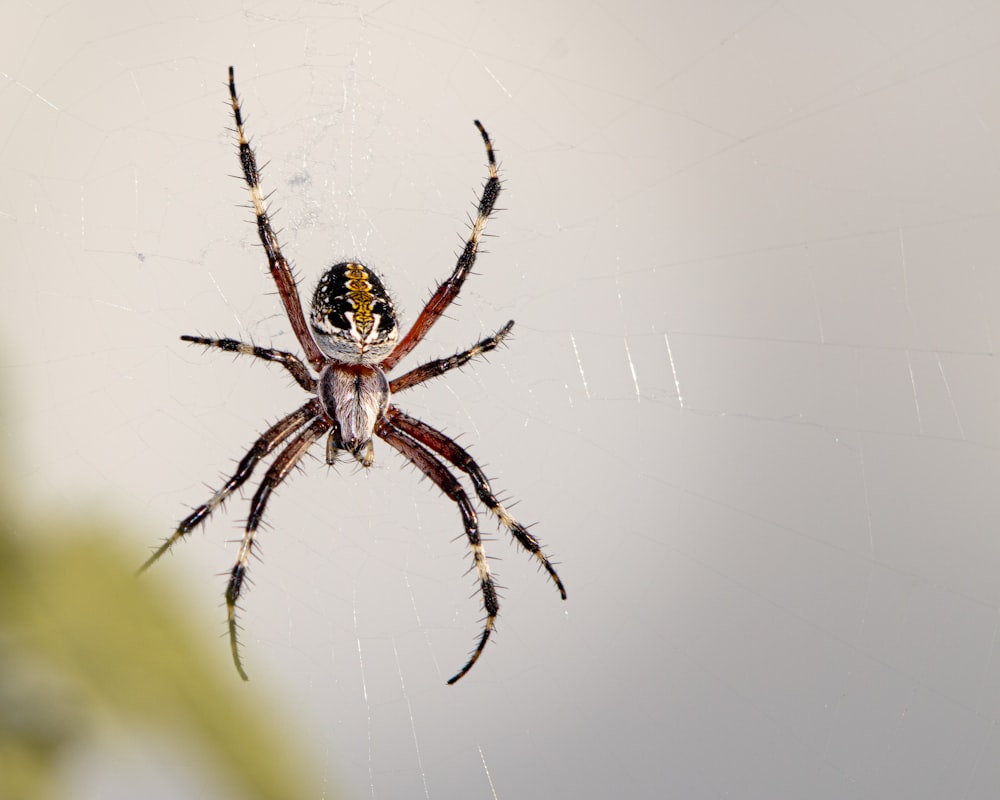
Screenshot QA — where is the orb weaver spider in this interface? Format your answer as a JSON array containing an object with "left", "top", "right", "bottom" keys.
[{"left": 141, "top": 67, "right": 566, "bottom": 685}]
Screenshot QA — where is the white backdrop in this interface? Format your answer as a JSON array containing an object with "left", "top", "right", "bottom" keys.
[{"left": 4, "top": 1, "right": 1000, "bottom": 797}]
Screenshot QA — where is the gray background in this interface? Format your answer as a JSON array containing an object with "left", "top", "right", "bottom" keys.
[{"left": 4, "top": 0, "right": 1000, "bottom": 797}]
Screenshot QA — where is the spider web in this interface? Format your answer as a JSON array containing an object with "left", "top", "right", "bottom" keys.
[{"left": 4, "top": 0, "right": 1000, "bottom": 797}]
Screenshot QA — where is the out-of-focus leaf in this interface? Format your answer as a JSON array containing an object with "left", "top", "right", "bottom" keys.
[{"left": 0, "top": 494, "right": 334, "bottom": 799}]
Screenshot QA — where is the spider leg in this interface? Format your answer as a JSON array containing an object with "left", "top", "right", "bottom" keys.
[
  {"left": 381, "top": 120, "right": 500, "bottom": 372},
  {"left": 386, "top": 407, "right": 566, "bottom": 599},
  {"left": 389, "top": 321, "right": 514, "bottom": 394},
  {"left": 226, "top": 415, "right": 330, "bottom": 680},
  {"left": 139, "top": 399, "right": 321, "bottom": 573},
  {"left": 228, "top": 66, "right": 326, "bottom": 371},
  {"left": 376, "top": 417, "right": 497, "bottom": 685},
  {"left": 180, "top": 335, "right": 317, "bottom": 392}
]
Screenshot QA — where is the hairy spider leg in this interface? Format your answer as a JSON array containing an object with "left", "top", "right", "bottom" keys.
[
  {"left": 376, "top": 419, "right": 498, "bottom": 685},
  {"left": 140, "top": 399, "right": 321, "bottom": 573},
  {"left": 181, "top": 335, "right": 317, "bottom": 392},
  {"left": 381, "top": 120, "right": 500, "bottom": 372},
  {"left": 389, "top": 320, "right": 514, "bottom": 394},
  {"left": 385, "top": 407, "right": 566, "bottom": 600},
  {"left": 228, "top": 67, "right": 326, "bottom": 371},
  {"left": 226, "top": 415, "right": 330, "bottom": 680}
]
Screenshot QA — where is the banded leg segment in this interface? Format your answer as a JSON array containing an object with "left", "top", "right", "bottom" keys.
[
  {"left": 228, "top": 66, "right": 326, "bottom": 371},
  {"left": 386, "top": 407, "right": 565, "bottom": 599},
  {"left": 389, "top": 321, "right": 514, "bottom": 394},
  {"left": 376, "top": 417, "right": 498, "bottom": 685},
  {"left": 140, "top": 398, "right": 322, "bottom": 573},
  {"left": 226, "top": 414, "right": 330, "bottom": 680},
  {"left": 382, "top": 120, "right": 500, "bottom": 372},
  {"left": 181, "top": 335, "right": 316, "bottom": 392}
]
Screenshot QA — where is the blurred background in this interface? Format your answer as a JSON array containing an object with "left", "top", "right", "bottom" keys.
[{"left": 3, "top": 1, "right": 1000, "bottom": 797}]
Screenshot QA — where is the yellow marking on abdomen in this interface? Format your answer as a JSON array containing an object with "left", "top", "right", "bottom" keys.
[{"left": 344, "top": 262, "right": 376, "bottom": 335}]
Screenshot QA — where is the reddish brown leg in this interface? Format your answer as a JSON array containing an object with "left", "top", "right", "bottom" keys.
[
  {"left": 181, "top": 335, "right": 317, "bottom": 392},
  {"left": 390, "top": 321, "right": 513, "bottom": 394},
  {"left": 376, "top": 416, "right": 498, "bottom": 684},
  {"left": 381, "top": 120, "right": 500, "bottom": 372},
  {"left": 386, "top": 407, "right": 565, "bottom": 599},
  {"left": 228, "top": 66, "right": 326, "bottom": 371},
  {"left": 140, "top": 398, "right": 322, "bottom": 573},
  {"left": 226, "top": 414, "right": 330, "bottom": 680}
]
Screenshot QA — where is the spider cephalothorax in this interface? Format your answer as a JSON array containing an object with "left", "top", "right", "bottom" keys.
[
  {"left": 140, "top": 67, "right": 566, "bottom": 685},
  {"left": 317, "top": 361, "right": 390, "bottom": 468}
]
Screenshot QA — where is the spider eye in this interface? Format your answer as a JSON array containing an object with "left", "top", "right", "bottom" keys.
[{"left": 310, "top": 262, "right": 399, "bottom": 364}]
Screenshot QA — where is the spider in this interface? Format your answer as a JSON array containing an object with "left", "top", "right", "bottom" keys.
[{"left": 141, "top": 67, "right": 566, "bottom": 685}]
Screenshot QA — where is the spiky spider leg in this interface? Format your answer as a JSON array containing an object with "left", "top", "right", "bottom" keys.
[
  {"left": 140, "top": 399, "right": 321, "bottom": 573},
  {"left": 376, "top": 418, "right": 498, "bottom": 684},
  {"left": 381, "top": 120, "right": 500, "bottom": 371},
  {"left": 181, "top": 335, "right": 317, "bottom": 392},
  {"left": 386, "top": 407, "right": 566, "bottom": 600},
  {"left": 225, "top": 415, "right": 330, "bottom": 679}
]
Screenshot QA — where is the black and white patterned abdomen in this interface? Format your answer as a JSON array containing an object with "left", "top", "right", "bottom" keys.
[{"left": 309, "top": 262, "right": 399, "bottom": 364}]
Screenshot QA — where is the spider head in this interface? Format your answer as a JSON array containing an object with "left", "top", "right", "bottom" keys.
[{"left": 310, "top": 262, "right": 399, "bottom": 364}]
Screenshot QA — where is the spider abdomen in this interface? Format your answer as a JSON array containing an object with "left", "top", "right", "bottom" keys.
[
  {"left": 317, "top": 362, "right": 390, "bottom": 464},
  {"left": 310, "top": 262, "right": 399, "bottom": 365}
]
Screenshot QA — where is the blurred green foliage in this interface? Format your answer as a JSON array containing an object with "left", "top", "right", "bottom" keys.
[{"left": 0, "top": 485, "right": 333, "bottom": 798}]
